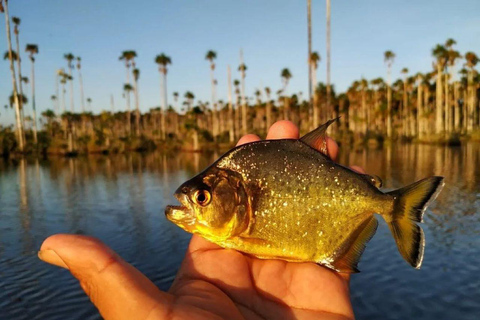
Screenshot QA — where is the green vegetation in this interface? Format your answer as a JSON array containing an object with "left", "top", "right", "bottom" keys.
[{"left": 1, "top": 1, "right": 479, "bottom": 157}]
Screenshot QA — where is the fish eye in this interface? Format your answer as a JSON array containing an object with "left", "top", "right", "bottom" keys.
[{"left": 194, "top": 189, "right": 211, "bottom": 206}]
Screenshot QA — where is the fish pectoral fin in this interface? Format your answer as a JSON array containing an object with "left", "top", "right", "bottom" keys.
[
  {"left": 332, "top": 216, "right": 378, "bottom": 273},
  {"left": 299, "top": 117, "right": 340, "bottom": 157},
  {"left": 363, "top": 174, "right": 383, "bottom": 188}
]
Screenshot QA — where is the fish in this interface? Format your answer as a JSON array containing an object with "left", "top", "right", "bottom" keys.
[{"left": 165, "top": 119, "right": 445, "bottom": 272}]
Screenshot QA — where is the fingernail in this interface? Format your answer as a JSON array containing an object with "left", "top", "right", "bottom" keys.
[{"left": 38, "top": 250, "right": 69, "bottom": 270}]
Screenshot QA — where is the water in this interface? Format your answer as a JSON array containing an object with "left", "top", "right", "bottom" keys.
[{"left": 0, "top": 144, "right": 478, "bottom": 320}]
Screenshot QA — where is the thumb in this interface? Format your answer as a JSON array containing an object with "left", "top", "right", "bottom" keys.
[{"left": 39, "top": 234, "right": 173, "bottom": 320}]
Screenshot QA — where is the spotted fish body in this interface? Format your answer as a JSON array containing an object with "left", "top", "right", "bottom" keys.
[{"left": 166, "top": 120, "right": 444, "bottom": 272}]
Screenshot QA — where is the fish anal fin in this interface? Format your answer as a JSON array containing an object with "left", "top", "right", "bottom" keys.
[
  {"left": 332, "top": 216, "right": 378, "bottom": 273},
  {"left": 300, "top": 117, "right": 340, "bottom": 157}
]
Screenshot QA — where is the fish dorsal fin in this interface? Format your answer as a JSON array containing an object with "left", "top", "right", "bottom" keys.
[
  {"left": 363, "top": 174, "right": 383, "bottom": 188},
  {"left": 300, "top": 118, "right": 339, "bottom": 157},
  {"left": 332, "top": 216, "right": 378, "bottom": 273}
]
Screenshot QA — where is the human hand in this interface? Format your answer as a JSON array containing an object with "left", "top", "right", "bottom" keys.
[{"left": 38, "top": 121, "right": 358, "bottom": 320}]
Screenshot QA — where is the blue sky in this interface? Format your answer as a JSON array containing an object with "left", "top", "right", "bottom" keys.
[{"left": 1, "top": 0, "right": 479, "bottom": 126}]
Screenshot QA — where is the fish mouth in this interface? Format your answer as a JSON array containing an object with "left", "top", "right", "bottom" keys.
[{"left": 165, "top": 193, "right": 195, "bottom": 227}]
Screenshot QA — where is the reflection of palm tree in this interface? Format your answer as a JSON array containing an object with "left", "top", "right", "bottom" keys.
[
  {"left": 26, "top": 44, "right": 39, "bottom": 144},
  {"left": 155, "top": 53, "right": 171, "bottom": 140},
  {"left": 1, "top": 1, "right": 25, "bottom": 151}
]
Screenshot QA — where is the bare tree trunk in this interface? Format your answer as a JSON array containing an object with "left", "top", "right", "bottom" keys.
[
  {"left": 3, "top": 2, "right": 24, "bottom": 151},
  {"left": 14, "top": 25, "right": 26, "bottom": 145},
  {"left": 435, "top": 64, "right": 444, "bottom": 134},
  {"left": 326, "top": 0, "right": 331, "bottom": 119},
  {"left": 133, "top": 77, "right": 140, "bottom": 136},
  {"left": 417, "top": 79, "right": 423, "bottom": 140},
  {"left": 387, "top": 68, "right": 392, "bottom": 138},
  {"left": 454, "top": 82, "right": 460, "bottom": 131},
  {"left": 227, "top": 66, "right": 235, "bottom": 143},
  {"left": 312, "top": 65, "right": 319, "bottom": 129},
  {"left": 161, "top": 72, "right": 167, "bottom": 140},
  {"left": 307, "top": 0, "right": 312, "bottom": 124},
  {"left": 30, "top": 59, "right": 38, "bottom": 144}
]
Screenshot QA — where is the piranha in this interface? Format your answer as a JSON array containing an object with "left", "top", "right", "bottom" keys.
[{"left": 165, "top": 119, "right": 444, "bottom": 272}]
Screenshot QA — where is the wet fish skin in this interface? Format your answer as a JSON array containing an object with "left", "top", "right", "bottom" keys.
[{"left": 166, "top": 120, "right": 444, "bottom": 272}]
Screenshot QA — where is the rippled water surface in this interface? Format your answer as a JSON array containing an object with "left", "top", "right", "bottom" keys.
[{"left": 0, "top": 144, "right": 479, "bottom": 319}]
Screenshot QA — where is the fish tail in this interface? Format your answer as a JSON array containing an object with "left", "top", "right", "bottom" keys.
[{"left": 385, "top": 176, "right": 444, "bottom": 269}]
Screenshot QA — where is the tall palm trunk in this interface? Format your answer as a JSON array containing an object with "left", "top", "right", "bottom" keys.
[
  {"left": 68, "top": 64, "right": 74, "bottom": 112},
  {"left": 14, "top": 24, "right": 26, "bottom": 145},
  {"left": 312, "top": 65, "right": 319, "bottom": 128},
  {"left": 403, "top": 79, "right": 408, "bottom": 136},
  {"left": 326, "top": 0, "right": 331, "bottom": 119},
  {"left": 387, "top": 70, "right": 392, "bottom": 138},
  {"left": 241, "top": 72, "right": 247, "bottom": 135},
  {"left": 435, "top": 64, "right": 444, "bottom": 134},
  {"left": 126, "top": 91, "right": 132, "bottom": 135},
  {"left": 30, "top": 57, "right": 38, "bottom": 144},
  {"left": 265, "top": 91, "right": 272, "bottom": 131},
  {"left": 444, "top": 73, "right": 451, "bottom": 134},
  {"left": 2, "top": 2, "right": 24, "bottom": 151},
  {"left": 454, "top": 82, "right": 460, "bottom": 131},
  {"left": 210, "top": 65, "right": 218, "bottom": 139},
  {"left": 133, "top": 77, "right": 140, "bottom": 136},
  {"left": 361, "top": 87, "right": 366, "bottom": 135},
  {"left": 77, "top": 66, "right": 86, "bottom": 133},
  {"left": 307, "top": 0, "right": 312, "bottom": 122},
  {"left": 417, "top": 79, "right": 423, "bottom": 140},
  {"left": 227, "top": 66, "right": 234, "bottom": 143},
  {"left": 161, "top": 71, "right": 167, "bottom": 140}
]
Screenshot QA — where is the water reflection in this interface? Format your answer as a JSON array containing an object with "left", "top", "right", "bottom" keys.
[{"left": 0, "top": 143, "right": 479, "bottom": 319}]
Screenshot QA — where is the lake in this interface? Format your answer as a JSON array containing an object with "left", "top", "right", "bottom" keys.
[{"left": 0, "top": 143, "right": 479, "bottom": 320}]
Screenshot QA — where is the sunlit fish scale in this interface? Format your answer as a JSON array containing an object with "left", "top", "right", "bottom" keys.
[{"left": 166, "top": 119, "right": 445, "bottom": 272}]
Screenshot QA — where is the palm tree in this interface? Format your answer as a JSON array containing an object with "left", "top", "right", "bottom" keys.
[
  {"left": 119, "top": 50, "right": 137, "bottom": 84},
  {"left": 264, "top": 86, "right": 272, "bottom": 130},
  {"left": 238, "top": 59, "right": 248, "bottom": 135},
  {"left": 132, "top": 68, "right": 141, "bottom": 136},
  {"left": 281, "top": 68, "right": 292, "bottom": 120},
  {"left": 310, "top": 52, "right": 321, "bottom": 128},
  {"left": 64, "top": 53, "right": 75, "bottom": 112},
  {"left": 445, "top": 39, "right": 461, "bottom": 132},
  {"left": 384, "top": 50, "right": 395, "bottom": 138},
  {"left": 12, "top": 16, "right": 27, "bottom": 137},
  {"left": 76, "top": 57, "right": 86, "bottom": 113},
  {"left": 432, "top": 44, "right": 447, "bottom": 134},
  {"left": 123, "top": 83, "right": 133, "bottom": 135},
  {"left": 326, "top": 0, "right": 332, "bottom": 119},
  {"left": 26, "top": 44, "right": 39, "bottom": 144},
  {"left": 1, "top": 1, "right": 24, "bottom": 151},
  {"left": 205, "top": 50, "right": 218, "bottom": 139},
  {"left": 155, "top": 53, "right": 171, "bottom": 140}
]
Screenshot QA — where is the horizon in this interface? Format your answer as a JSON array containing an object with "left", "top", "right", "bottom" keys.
[{"left": 0, "top": 0, "right": 479, "bottom": 126}]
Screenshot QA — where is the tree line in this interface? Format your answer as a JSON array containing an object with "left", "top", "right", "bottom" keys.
[{"left": 1, "top": 0, "right": 479, "bottom": 156}]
